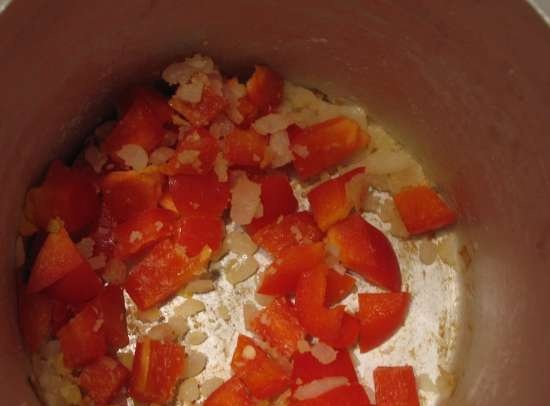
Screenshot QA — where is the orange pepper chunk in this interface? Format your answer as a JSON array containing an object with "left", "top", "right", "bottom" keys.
[
  {"left": 224, "top": 128, "right": 269, "bottom": 168},
  {"left": 373, "top": 366, "right": 420, "bottom": 406},
  {"left": 308, "top": 167, "right": 366, "bottom": 231},
  {"left": 252, "top": 212, "right": 323, "bottom": 258},
  {"left": 27, "top": 226, "right": 87, "bottom": 293},
  {"left": 325, "top": 270, "right": 356, "bottom": 307},
  {"left": 101, "top": 88, "right": 171, "bottom": 161},
  {"left": 327, "top": 214, "right": 401, "bottom": 292},
  {"left": 358, "top": 292, "right": 410, "bottom": 353},
  {"left": 113, "top": 208, "right": 179, "bottom": 259},
  {"left": 26, "top": 160, "right": 101, "bottom": 235},
  {"left": 246, "top": 65, "right": 284, "bottom": 115},
  {"left": 79, "top": 356, "right": 129, "bottom": 405},
  {"left": 295, "top": 264, "right": 345, "bottom": 342},
  {"left": 101, "top": 170, "right": 164, "bottom": 224},
  {"left": 168, "top": 173, "right": 230, "bottom": 218},
  {"left": 290, "top": 117, "right": 369, "bottom": 179},
  {"left": 204, "top": 377, "right": 254, "bottom": 406},
  {"left": 170, "top": 86, "right": 227, "bottom": 127},
  {"left": 393, "top": 185, "right": 457, "bottom": 235},
  {"left": 231, "top": 335, "right": 290, "bottom": 399},
  {"left": 124, "top": 239, "right": 210, "bottom": 310},
  {"left": 129, "top": 338, "right": 186, "bottom": 404},
  {"left": 250, "top": 297, "right": 306, "bottom": 358},
  {"left": 57, "top": 305, "right": 107, "bottom": 368},
  {"left": 258, "top": 242, "right": 325, "bottom": 296},
  {"left": 161, "top": 128, "right": 220, "bottom": 175}
]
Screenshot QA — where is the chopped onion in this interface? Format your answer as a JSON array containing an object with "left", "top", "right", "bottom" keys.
[
  {"left": 293, "top": 376, "right": 349, "bottom": 400},
  {"left": 268, "top": 130, "right": 293, "bottom": 168},
  {"left": 149, "top": 147, "right": 175, "bottom": 165},
  {"left": 183, "top": 351, "right": 207, "bottom": 378},
  {"left": 230, "top": 174, "right": 262, "bottom": 225},
  {"left": 310, "top": 342, "right": 337, "bottom": 365},
  {"left": 252, "top": 113, "right": 293, "bottom": 135},
  {"left": 225, "top": 230, "right": 258, "bottom": 256},
  {"left": 178, "top": 378, "right": 200, "bottom": 403},
  {"left": 174, "top": 299, "right": 205, "bottom": 318},
  {"left": 116, "top": 144, "right": 149, "bottom": 171},
  {"left": 226, "top": 256, "right": 259, "bottom": 285}
]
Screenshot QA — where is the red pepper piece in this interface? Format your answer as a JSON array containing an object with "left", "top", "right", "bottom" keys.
[
  {"left": 224, "top": 128, "right": 269, "bottom": 168},
  {"left": 393, "top": 185, "right": 457, "bottom": 235},
  {"left": 27, "top": 226, "right": 86, "bottom": 293},
  {"left": 173, "top": 215, "right": 224, "bottom": 256},
  {"left": 289, "top": 383, "right": 372, "bottom": 406},
  {"left": 204, "top": 377, "right": 254, "bottom": 406},
  {"left": 246, "top": 65, "right": 284, "bottom": 115},
  {"left": 291, "top": 349, "right": 358, "bottom": 386},
  {"left": 358, "top": 292, "right": 410, "bottom": 352},
  {"left": 129, "top": 338, "right": 186, "bottom": 404},
  {"left": 94, "top": 285, "right": 128, "bottom": 351},
  {"left": 327, "top": 214, "right": 401, "bottom": 291},
  {"left": 25, "top": 160, "right": 101, "bottom": 235},
  {"left": 291, "top": 117, "right": 369, "bottom": 179},
  {"left": 170, "top": 86, "right": 227, "bottom": 127},
  {"left": 295, "top": 264, "right": 345, "bottom": 342},
  {"left": 101, "top": 170, "right": 164, "bottom": 224},
  {"left": 46, "top": 261, "right": 103, "bottom": 305},
  {"left": 124, "top": 239, "right": 210, "bottom": 310},
  {"left": 258, "top": 242, "right": 325, "bottom": 296},
  {"left": 323, "top": 312, "right": 361, "bottom": 350},
  {"left": 325, "top": 270, "right": 356, "bottom": 306},
  {"left": 18, "top": 291, "right": 52, "bottom": 352},
  {"left": 373, "top": 366, "right": 420, "bottom": 406},
  {"left": 252, "top": 212, "right": 323, "bottom": 258},
  {"left": 308, "top": 167, "right": 366, "bottom": 231},
  {"left": 247, "top": 173, "right": 298, "bottom": 235},
  {"left": 231, "top": 335, "right": 290, "bottom": 399},
  {"left": 161, "top": 128, "right": 220, "bottom": 175},
  {"left": 79, "top": 356, "right": 129, "bottom": 405},
  {"left": 102, "top": 88, "right": 171, "bottom": 161},
  {"left": 250, "top": 297, "right": 306, "bottom": 358},
  {"left": 168, "top": 173, "right": 230, "bottom": 218},
  {"left": 113, "top": 208, "right": 179, "bottom": 259},
  {"left": 57, "top": 305, "right": 107, "bottom": 368}
]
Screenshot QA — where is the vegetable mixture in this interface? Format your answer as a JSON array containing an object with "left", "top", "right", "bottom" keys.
[{"left": 17, "top": 54, "right": 457, "bottom": 406}]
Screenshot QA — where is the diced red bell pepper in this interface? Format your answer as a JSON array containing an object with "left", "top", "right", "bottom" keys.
[
  {"left": 252, "top": 212, "right": 323, "bottom": 258},
  {"left": 101, "top": 88, "right": 171, "bottom": 161},
  {"left": 289, "top": 384, "right": 372, "bottom": 406},
  {"left": 101, "top": 171, "right": 164, "bottom": 224},
  {"left": 247, "top": 173, "right": 298, "bottom": 234},
  {"left": 324, "top": 312, "right": 360, "bottom": 350},
  {"left": 291, "top": 117, "right": 369, "bottom": 179},
  {"left": 258, "top": 242, "right": 325, "bottom": 296},
  {"left": 79, "top": 356, "right": 129, "bottom": 405},
  {"left": 231, "top": 335, "right": 290, "bottom": 399},
  {"left": 161, "top": 128, "right": 220, "bottom": 175},
  {"left": 170, "top": 86, "right": 227, "bottom": 127},
  {"left": 117, "top": 87, "right": 174, "bottom": 124},
  {"left": 291, "top": 349, "right": 358, "bottom": 386},
  {"left": 173, "top": 215, "right": 224, "bottom": 256},
  {"left": 327, "top": 214, "right": 401, "bottom": 292},
  {"left": 358, "top": 292, "right": 410, "bottom": 352},
  {"left": 295, "top": 264, "right": 345, "bottom": 342},
  {"left": 27, "top": 226, "right": 86, "bottom": 293},
  {"left": 204, "top": 377, "right": 254, "bottom": 406},
  {"left": 129, "top": 338, "right": 186, "bottom": 404},
  {"left": 325, "top": 270, "right": 356, "bottom": 306},
  {"left": 308, "top": 167, "right": 366, "bottom": 231},
  {"left": 90, "top": 203, "right": 117, "bottom": 258},
  {"left": 373, "top": 366, "right": 420, "bottom": 406},
  {"left": 46, "top": 261, "right": 103, "bottom": 305},
  {"left": 393, "top": 185, "right": 457, "bottom": 235},
  {"left": 237, "top": 95, "right": 259, "bottom": 127},
  {"left": 124, "top": 239, "right": 211, "bottom": 310},
  {"left": 168, "top": 173, "right": 230, "bottom": 218},
  {"left": 18, "top": 291, "right": 52, "bottom": 352},
  {"left": 224, "top": 128, "right": 269, "bottom": 168},
  {"left": 94, "top": 286, "right": 129, "bottom": 351},
  {"left": 246, "top": 65, "right": 284, "bottom": 115},
  {"left": 113, "top": 208, "right": 179, "bottom": 259},
  {"left": 51, "top": 300, "right": 73, "bottom": 334},
  {"left": 57, "top": 305, "right": 107, "bottom": 368},
  {"left": 250, "top": 297, "right": 306, "bottom": 358},
  {"left": 25, "top": 160, "right": 101, "bottom": 235}
]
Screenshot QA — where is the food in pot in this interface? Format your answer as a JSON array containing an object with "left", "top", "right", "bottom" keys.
[{"left": 17, "top": 54, "right": 458, "bottom": 406}]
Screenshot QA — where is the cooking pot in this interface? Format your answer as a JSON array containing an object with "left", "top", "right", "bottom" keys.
[{"left": 1, "top": 1, "right": 549, "bottom": 405}]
